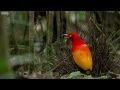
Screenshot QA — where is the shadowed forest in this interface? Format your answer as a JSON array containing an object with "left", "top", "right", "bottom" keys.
[{"left": 0, "top": 11, "right": 120, "bottom": 79}]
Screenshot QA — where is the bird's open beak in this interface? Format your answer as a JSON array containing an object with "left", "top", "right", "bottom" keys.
[{"left": 62, "top": 34, "right": 69, "bottom": 39}]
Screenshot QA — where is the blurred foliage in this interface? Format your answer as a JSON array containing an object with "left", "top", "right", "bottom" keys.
[
  {"left": 15, "top": 11, "right": 28, "bottom": 25},
  {"left": 77, "top": 11, "right": 86, "bottom": 21},
  {"left": 10, "top": 53, "right": 34, "bottom": 67}
]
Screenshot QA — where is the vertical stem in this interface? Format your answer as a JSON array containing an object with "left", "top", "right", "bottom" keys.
[
  {"left": 10, "top": 11, "right": 19, "bottom": 54},
  {"left": 56, "top": 11, "right": 61, "bottom": 41},
  {"left": 29, "top": 11, "right": 34, "bottom": 53},
  {"left": 46, "top": 11, "right": 54, "bottom": 45},
  {"left": 0, "top": 11, "right": 14, "bottom": 79}
]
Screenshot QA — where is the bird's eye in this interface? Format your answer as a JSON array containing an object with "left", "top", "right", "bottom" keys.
[{"left": 69, "top": 34, "right": 72, "bottom": 37}]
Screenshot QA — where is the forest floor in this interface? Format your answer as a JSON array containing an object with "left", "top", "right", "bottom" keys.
[{"left": 10, "top": 53, "right": 120, "bottom": 79}]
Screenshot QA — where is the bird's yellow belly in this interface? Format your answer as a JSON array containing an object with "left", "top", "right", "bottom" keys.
[{"left": 72, "top": 50, "right": 92, "bottom": 71}]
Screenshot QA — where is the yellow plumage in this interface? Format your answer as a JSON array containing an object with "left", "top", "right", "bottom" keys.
[{"left": 72, "top": 45, "right": 93, "bottom": 74}]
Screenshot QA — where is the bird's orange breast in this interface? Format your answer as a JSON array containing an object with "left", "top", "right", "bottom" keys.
[{"left": 72, "top": 44, "right": 93, "bottom": 71}]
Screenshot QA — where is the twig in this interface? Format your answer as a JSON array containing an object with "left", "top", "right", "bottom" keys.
[
  {"left": 43, "top": 59, "right": 66, "bottom": 75},
  {"left": 90, "top": 18, "right": 105, "bottom": 36}
]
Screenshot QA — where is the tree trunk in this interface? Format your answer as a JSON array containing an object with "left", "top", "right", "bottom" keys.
[
  {"left": 56, "top": 11, "right": 61, "bottom": 41},
  {"left": 60, "top": 11, "right": 66, "bottom": 36},
  {"left": 46, "top": 11, "right": 54, "bottom": 45},
  {"left": 0, "top": 11, "right": 14, "bottom": 79},
  {"left": 10, "top": 11, "right": 19, "bottom": 54},
  {"left": 29, "top": 11, "right": 34, "bottom": 53}
]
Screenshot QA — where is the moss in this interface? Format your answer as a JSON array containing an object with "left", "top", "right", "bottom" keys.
[{"left": 60, "top": 71, "right": 108, "bottom": 79}]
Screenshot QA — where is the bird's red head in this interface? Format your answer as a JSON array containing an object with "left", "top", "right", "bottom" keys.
[
  {"left": 62, "top": 32, "right": 85, "bottom": 46},
  {"left": 67, "top": 32, "right": 80, "bottom": 41}
]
